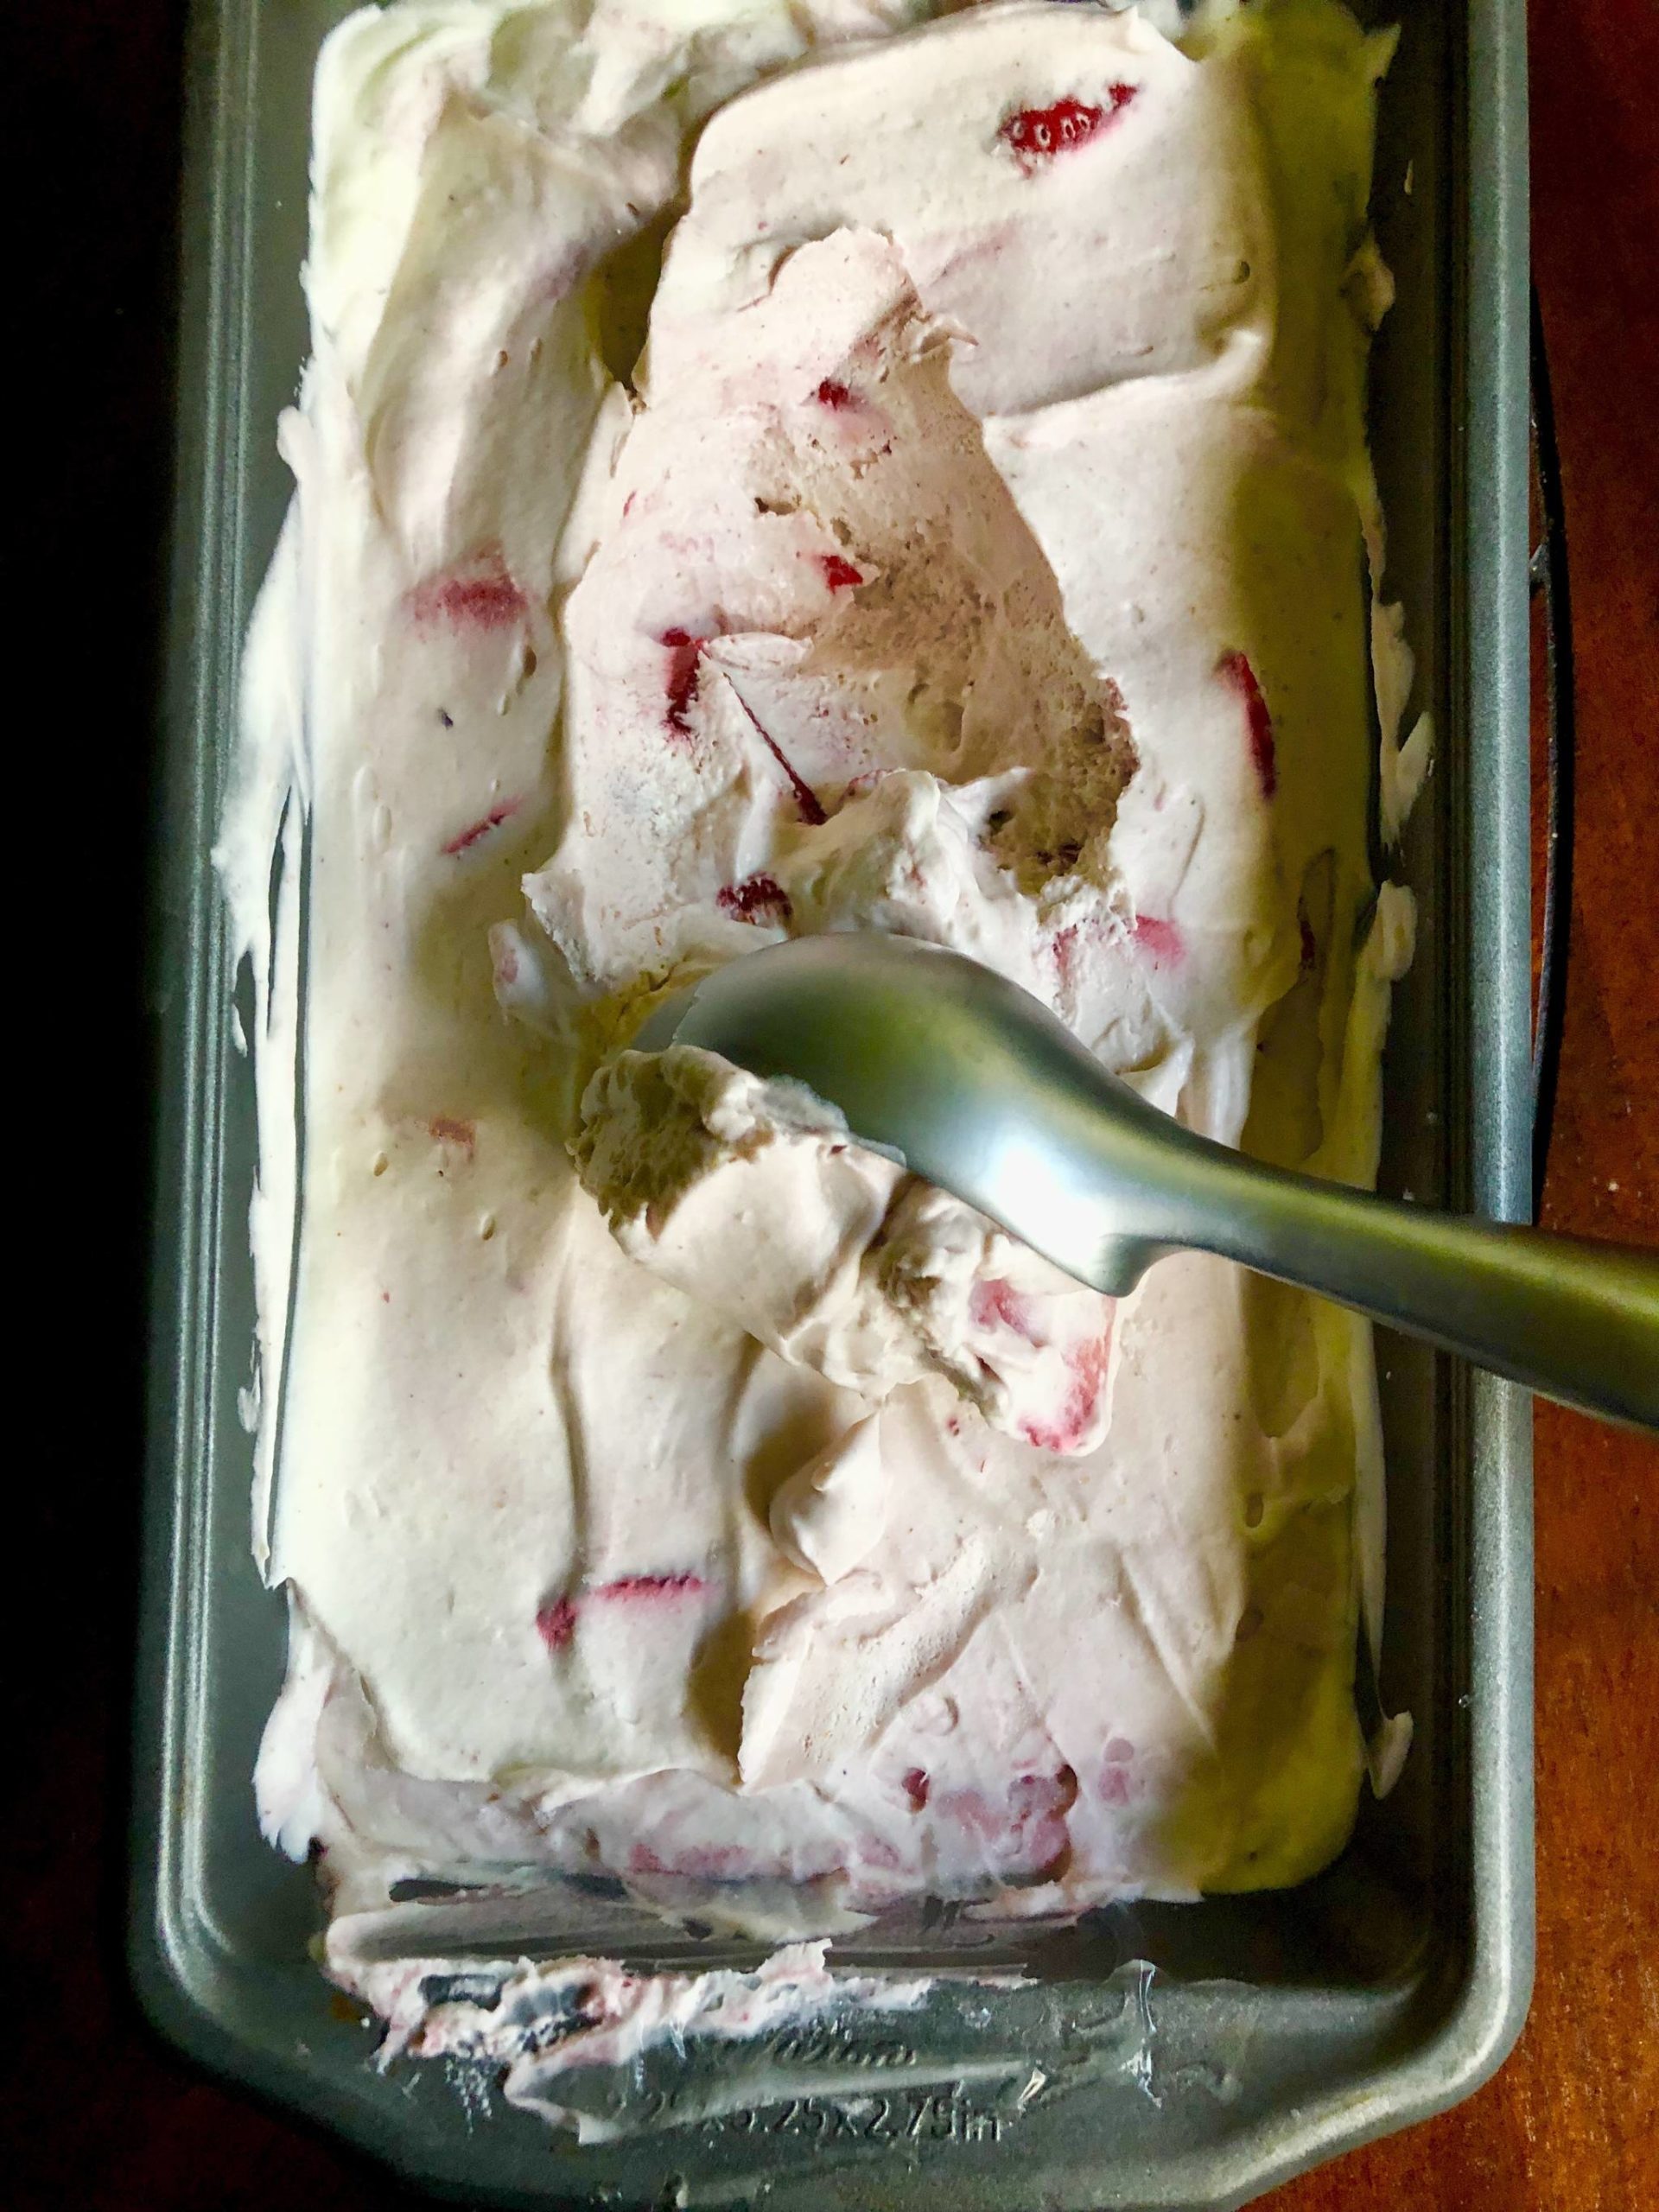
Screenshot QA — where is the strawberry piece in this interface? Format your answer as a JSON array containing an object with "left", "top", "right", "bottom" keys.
[
  {"left": 660, "top": 628, "right": 704, "bottom": 735},
  {"left": 969, "top": 1277, "right": 1041, "bottom": 1343},
  {"left": 628, "top": 1840, "right": 758, "bottom": 1883},
  {"left": 1021, "top": 1332, "right": 1112, "bottom": 1454},
  {"left": 1098, "top": 1739, "right": 1137, "bottom": 1806},
  {"left": 727, "top": 684, "right": 827, "bottom": 824},
  {"left": 535, "top": 1596, "right": 577, "bottom": 1651},
  {"left": 937, "top": 1768, "right": 1077, "bottom": 1878},
  {"left": 407, "top": 545, "right": 529, "bottom": 632},
  {"left": 441, "top": 797, "right": 521, "bottom": 855},
  {"left": 588, "top": 1572, "right": 708, "bottom": 1604},
  {"left": 818, "top": 553, "right": 864, "bottom": 591},
  {"left": 1217, "top": 650, "right": 1277, "bottom": 798},
  {"left": 716, "top": 874, "right": 792, "bottom": 925},
  {"left": 1000, "top": 86, "right": 1135, "bottom": 171}
]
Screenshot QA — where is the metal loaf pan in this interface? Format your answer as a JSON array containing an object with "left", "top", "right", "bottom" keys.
[{"left": 134, "top": 2, "right": 1534, "bottom": 2202}]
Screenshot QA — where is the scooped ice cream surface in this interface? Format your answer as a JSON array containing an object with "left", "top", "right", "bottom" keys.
[{"left": 226, "top": 0, "right": 1417, "bottom": 2066}]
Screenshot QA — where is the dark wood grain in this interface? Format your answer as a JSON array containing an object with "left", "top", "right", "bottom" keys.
[
  {"left": 1267, "top": 3, "right": 1659, "bottom": 2206},
  {"left": 16, "top": 1, "right": 1655, "bottom": 2203}
]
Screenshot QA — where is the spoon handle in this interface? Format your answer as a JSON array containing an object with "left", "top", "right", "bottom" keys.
[{"left": 1187, "top": 1160, "right": 1659, "bottom": 1428}]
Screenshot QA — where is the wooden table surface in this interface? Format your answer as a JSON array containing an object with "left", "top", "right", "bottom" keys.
[{"left": 19, "top": 0, "right": 1655, "bottom": 2203}]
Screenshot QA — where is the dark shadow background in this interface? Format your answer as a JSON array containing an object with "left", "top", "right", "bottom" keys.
[
  {"left": 10, "top": 3, "right": 418, "bottom": 2204},
  {"left": 9, "top": 2, "right": 1654, "bottom": 2208}
]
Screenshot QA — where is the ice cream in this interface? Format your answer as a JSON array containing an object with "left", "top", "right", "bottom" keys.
[
  {"left": 573, "top": 1042, "right": 1121, "bottom": 1454},
  {"left": 223, "top": 0, "right": 1417, "bottom": 2090}
]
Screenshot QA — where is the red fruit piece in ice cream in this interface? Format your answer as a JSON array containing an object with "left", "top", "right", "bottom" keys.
[
  {"left": 1098, "top": 1738, "right": 1137, "bottom": 1805},
  {"left": 660, "top": 628, "right": 704, "bottom": 734},
  {"left": 726, "top": 683, "right": 828, "bottom": 825},
  {"left": 407, "top": 544, "right": 529, "bottom": 632},
  {"left": 536, "top": 1596, "right": 577, "bottom": 1650},
  {"left": 901, "top": 1768, "right": 931, "bottom": 1812},
  {"left": 1217, "top": 650, "right": 1276, "bottom": 798},
  {"left": 1131, "top": 913, "right": 1185, "bottom": 965},
  {"left": 1000, "top": 86, "right": 1135, "bottom": 171},
  {"left": 1021, "top": 1331, "right": 1112, "bottom": 1454},
  {"left": 815, "top": 378, "right": 855, "bottom": 410},
  {"left": 441, "top": 796, "right": 522, "bottom": 855},
  {"left": 629, "top": 1838, "right": 757, "bottom": 1882},
  {"left": 589, "top": 1572, "right": 709, "bottom": 1605},
  {"left": 969, "top": 1277, "right": 1041, "bottom": 1343},
  {"left": 1052, "top": 920, "right": 1095, "bottom": 985},
  {"left": 1008, "top": 1767, "right": 1077, "bottom": 1876},
  {"left": 938, "top": 1767, "right": 1077, "bottom": 1877},
  {"left": 716, "top": 874, "right": 792, "bottom": 925},
  {"left": 818, "top": 553, "right": 864, "bottom": 591},
  {"left": 1299, "top": 905, "right": 1318, "bottom": 970}
]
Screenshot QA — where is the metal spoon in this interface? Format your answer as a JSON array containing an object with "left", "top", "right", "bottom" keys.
[{"left": 638, "top": 932, "right": 1659, "bottom": 1430}]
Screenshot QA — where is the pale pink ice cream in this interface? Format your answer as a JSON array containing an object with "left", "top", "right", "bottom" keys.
[{"left": 224, "top": 0, "right": 1418, "bottom": 2091}]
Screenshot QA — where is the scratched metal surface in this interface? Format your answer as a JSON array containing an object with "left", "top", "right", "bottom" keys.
[{"left": 124, "top": 0, "right": 1543, "bottom": 2204}]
